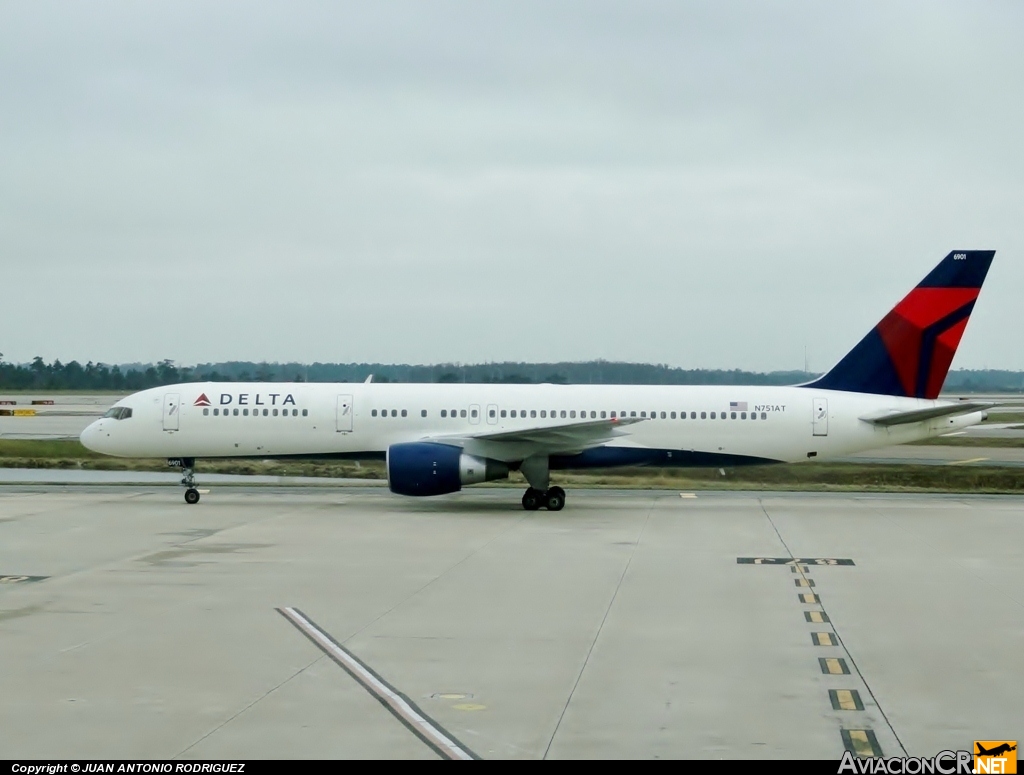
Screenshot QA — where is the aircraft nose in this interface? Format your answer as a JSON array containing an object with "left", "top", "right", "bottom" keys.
[{"left": 80, "top": 420, "right": 107, "bottom": 453}]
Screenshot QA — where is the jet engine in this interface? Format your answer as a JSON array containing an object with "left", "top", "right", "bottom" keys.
[{"left": 386, "top": 442, "right": 509, "bottom": 496}]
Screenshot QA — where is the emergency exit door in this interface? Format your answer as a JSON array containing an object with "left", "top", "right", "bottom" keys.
[
  {"left": 812, "top": 398, "right": 828, "bottom": 436},
  {"left": 162, "top": 393, "right": 180, "bottom": 431},
  {"left": 336, "top": 394, "right": 353, "bottom": 432}
]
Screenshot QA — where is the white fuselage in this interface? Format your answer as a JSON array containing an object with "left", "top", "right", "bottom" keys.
[{"left": 80, "top": 381, "right": 983, "bottom": 466}]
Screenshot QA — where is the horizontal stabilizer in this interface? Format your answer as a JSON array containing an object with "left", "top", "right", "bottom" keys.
[{"left": 859, "top": 402, "right": 992, "bottom": 427}]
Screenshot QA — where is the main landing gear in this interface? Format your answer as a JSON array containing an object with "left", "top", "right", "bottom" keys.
[
  {"left": 518, "top": 454, "right": 564, "bottom": 511},
  {"left": 169, "top": 457, "right": 200, "bottom": 505},
  {"left": 522, "top": 486, "right": 565, "bottom": 512}
]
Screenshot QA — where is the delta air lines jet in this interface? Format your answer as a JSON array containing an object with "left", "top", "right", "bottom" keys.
[{"left": 81, "top": 250, "right": 996, "bottom": 510}]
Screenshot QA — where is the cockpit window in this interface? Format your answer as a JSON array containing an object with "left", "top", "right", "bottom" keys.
[{"left": 103, "top": 407, "right": 133, "bottom": 420}]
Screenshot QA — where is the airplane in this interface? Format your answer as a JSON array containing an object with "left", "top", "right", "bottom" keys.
[
  {"left": 81, "top": 250, "right": 996, "bottom": 510},
  {"left": 976, "top": 743, "right": 1016, "bottom": 757}
]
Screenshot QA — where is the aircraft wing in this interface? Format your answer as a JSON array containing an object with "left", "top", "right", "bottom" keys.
[
  {"left": 859, "top": 402, "right": 993, "bottom": 427},
  {"left": 420, "top": 417, "right": 646, "bottom": 462}
]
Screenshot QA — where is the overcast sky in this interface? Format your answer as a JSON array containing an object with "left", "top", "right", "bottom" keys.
[{"left": 2, "top": 1, "right": 1021, "bottom": 372}]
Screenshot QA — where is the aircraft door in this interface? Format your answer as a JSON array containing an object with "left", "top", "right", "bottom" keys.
[
  {"left": 163, "top": 393, "right": 180, "bottom": 431},
  {"left": 336, "top": 394, "right": 353, "bottom": 432},
  {"left": 812, "top": 398, "right": 828, "bottom": 436},
  {"left": 486, "top": 404, "right": 498, "bottom": 425}
]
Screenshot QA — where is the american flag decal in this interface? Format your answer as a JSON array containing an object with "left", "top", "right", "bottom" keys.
[{"left": 730, "top": 401, "right": 747, "bottom": 411}]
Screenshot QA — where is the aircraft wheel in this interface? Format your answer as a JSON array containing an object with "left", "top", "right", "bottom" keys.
[
  {"left": 184, "top": 488, "right": 201, "bottom": 505},
  {"left": 522, "top": 488, "right": 542, "bottom": 511},
  {"left": 544, "top": 486, "right": 565, "bottom": 512}
]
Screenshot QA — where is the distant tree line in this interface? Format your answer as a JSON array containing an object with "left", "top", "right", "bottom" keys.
[{"left": 1, "top": 354, "right": 1022, "bottom": 392}]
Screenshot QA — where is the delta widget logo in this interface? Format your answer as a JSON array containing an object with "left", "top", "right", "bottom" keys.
[{"left": 193, "top": 393, "right": 212, "bottom": 407}]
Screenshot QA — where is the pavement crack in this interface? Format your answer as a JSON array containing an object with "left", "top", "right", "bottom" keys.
[
  {"left": 542, "top": 495, "right": 657, "bottom": 759},
  {"left": 175, "top": 653, "right": 326, "bottom": 758}
]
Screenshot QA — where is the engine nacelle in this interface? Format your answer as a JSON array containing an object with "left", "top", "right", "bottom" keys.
[{"left": 386, "top": 442, "right": 509, "bottom": 496}]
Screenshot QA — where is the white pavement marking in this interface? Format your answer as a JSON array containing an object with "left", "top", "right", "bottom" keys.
[{"left": 277, "top": 606, "right": 478, "bottom": 761}]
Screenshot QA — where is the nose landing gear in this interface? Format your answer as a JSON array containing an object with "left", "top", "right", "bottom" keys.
[{"left": 168, "top": 457, "right": 200, "bottom": 505}]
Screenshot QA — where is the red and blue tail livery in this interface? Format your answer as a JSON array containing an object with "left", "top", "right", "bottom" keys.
[{"left": 808, "top": 250, "right": 995, "bottom": 398}]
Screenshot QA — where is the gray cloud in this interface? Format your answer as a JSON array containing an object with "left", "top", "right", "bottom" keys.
[{"left": 2, "top": 1, "right": 1021, "bottom": 372}]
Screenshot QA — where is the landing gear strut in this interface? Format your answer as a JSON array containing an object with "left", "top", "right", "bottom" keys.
[{"left": 169, "top": 457, "right": 200, "bottom": 505}]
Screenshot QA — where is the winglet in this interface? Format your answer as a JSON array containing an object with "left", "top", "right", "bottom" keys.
[{"left": 806, "top": 250, "right": 995, "bottom": 398}]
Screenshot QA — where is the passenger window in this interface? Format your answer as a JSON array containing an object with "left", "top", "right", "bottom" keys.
[
  {"left": 294, "top": 409, "right": 299, "bottom": 416},
  {"left": 610, "top": 411, "right": 616, "bottom": 418},
  {"left": 710, "top": 412, "right": 716, "bottom": 419},
  {"left": 391, "top": 410, "right": 397, "bottom": 417},
  {"left": 670, "top": 412, "right": 676, "bottom": 419},
  {"left": 590, "top": 411, "right": 596, "bottom": 419},
  {"left": 691, "top": 411, "right": 696, "bottom": 419},
  {"left": 761, "top": 412, "right": 767, "bottom": 420},
  {"left": 560, "top": 410, "right": 567, "bottom": 418},
  {"left": 721, "top": 413, "right": 727, "bottom": 420},
  {"left": 203, "top": 408, "right": 209, "bottom": 416},
  {"left": 701, "top": 412, "right": 707, "bottom": 419},
  {"left": 630, "top": 411, "right": 636, "bottom": 417},
  {"left": 372, "top": 409, "right": 378, "bottom": 417},
  {"left": 521, "top": 410, "right": 526, "bottom": 417},
  {"left": 401, "top": 409, "right": 407, "bottom": 417},
  {"left": 451, "top": 409, "right": 457, "bottom": 417},
  {"left": 570, "top": 411, "right": 576, "bottom": 418},
  {"left": 213, "top": 408, "right": 219, "bottom": 416},
  {"left": 600, "top": 411, "right": 607, "bottom": 419},
  {"left": 441, "top": 410, "right": 447, "bottom": 418},
  {"left": 263, "top": 409, "right": 269, "bottom": 416},
  {"left": 531, "top": 410, "right": 537, "bottom": 418},
  {"left": 640, "top": 411, "right": 647, "bottom": 418},
  {"left": 540, "top": 410, "right": 547, "bottom": 418},
  {"left": 232, "top": 408, "right": 238, "bottom": 416},
  {"left": 243, "top": 408, "right": 249, "bottom": 416},
  {"left": 490, "top": 409, "right": 496, "bottom": 418},
  {"left": 731, "top": 412, "right": 736, "bottom": 419},
  {"left": 421, "top": 410, "right": 426, "bottom": 417},
  {"left": 273, "top": 409, "right": 279, "bottom": 416},
  {"left": 660, "top": 411, "right": 666, "bottom": 419},
  {"left": 303, "top": 409, "right": 309, "bottom": 417},
  {"left": 510, "top": 410, "right": 517, "bottom": 418},
  {"left": 501, "top": 410, "right": 507, "bottom": 418},
  {"left": 470, "top": 409, "right": 477, "bottom": 418},
  {"left": 460, "top": 409, "right": 467, "bottom": 418},
  {"left": 741, "top": 412, "right": 747, "bottom": 419}
]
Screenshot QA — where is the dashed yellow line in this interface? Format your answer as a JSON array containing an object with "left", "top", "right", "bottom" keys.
[
  {"left": 830, "top": 689, "right": 865, "bottom": 711},
  {"left": 820, "top": 657, "right": 850, "bottom": 675},
  {"left": 812, "top": 632, "right": 837, "bottom": 646},
  {"left": 842, "top": 728, "right": 882, "bottom": 757},
  {"left": 805, "top": 610, "right": 829, "bottom": 623}
]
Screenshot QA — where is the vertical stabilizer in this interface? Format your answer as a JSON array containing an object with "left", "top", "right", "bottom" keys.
[{"left": 806, "top": 251, "right": 994, "bottom": 398}]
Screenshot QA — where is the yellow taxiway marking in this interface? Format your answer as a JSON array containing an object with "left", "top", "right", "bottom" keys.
[
  {"left": 806, "top": 611, "right": 827, "bottom": 623},
  {"left": 945, "top": 457, "right": 990, "bottom": 466},
  {"left": 845, "top": 729, "right": 881, "bottom": 757},
  {"left": 812, "top": 632, "right": 836, "bottom": 646},
  {"left": 679, "top": 493, "right": 697, "bottom": 499},
  {"left": 835, "top": 690, "right": 859, "bottom": 711},
  {"left": 800, "top": 593, "right": 820, "bottom": 604},
  {"left": 453, "top": 703, "right": 486, "bottom": 711},
  {"left": 821, "top": 657, "right": 849, "bottom": 675}
]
